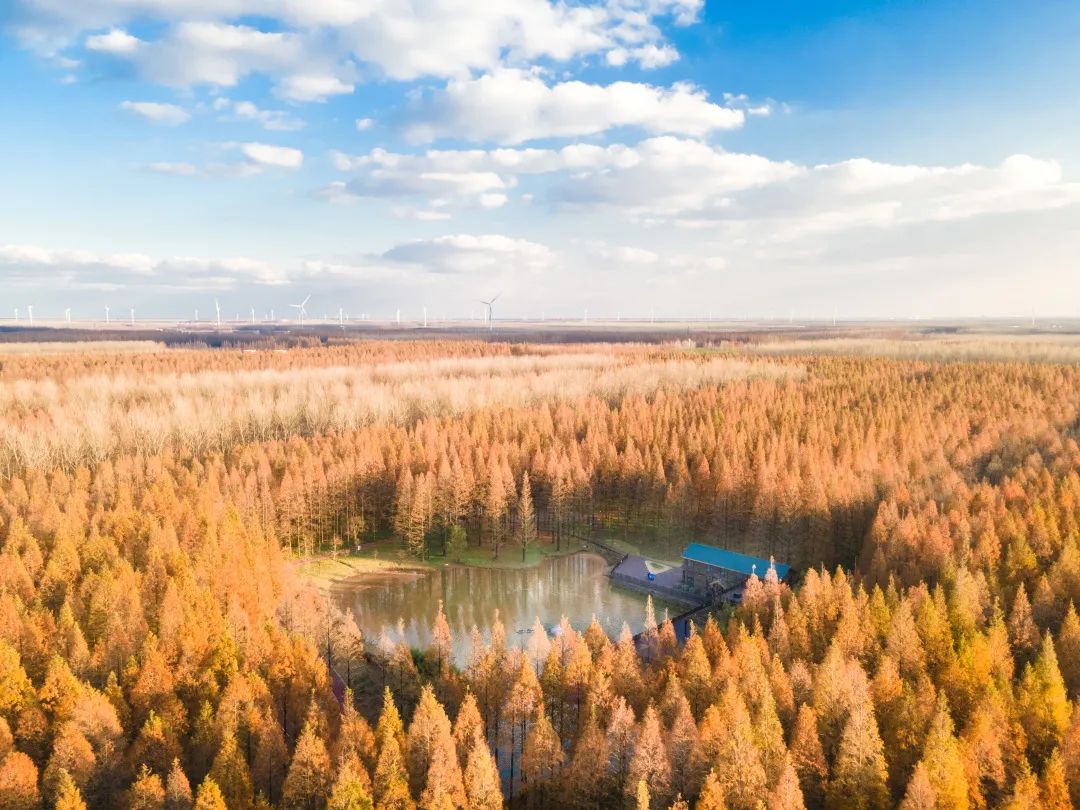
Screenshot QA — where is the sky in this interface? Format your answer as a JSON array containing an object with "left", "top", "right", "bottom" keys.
[{"left": 1, "top": 0, "right": 1079, "bottom": 321}]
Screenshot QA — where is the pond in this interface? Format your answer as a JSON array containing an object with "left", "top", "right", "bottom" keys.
[{"left": 330, "top": 552, "right": 676, "bottom": 666}]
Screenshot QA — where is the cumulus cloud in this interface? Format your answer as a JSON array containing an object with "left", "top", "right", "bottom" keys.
[
  {"left": 275, "top": 73, "right": 353, "bottom": 102},
  {"left": 127, "top": 22, "right": 309, "bottom": 92},
  {"left": 325, "top": 138, "right": 794, "bottom": 214},
  {"left": 404, "top": 70, "right": 744, "bottom": 144},
  {"left": 0, "top": 232, "right": 559, "bottom": 296},
  {"left": 382, "top": 234, "right": 556, "bottom": 274},
  {"left": 240, "top": 142, "right": 303, "bottom": 169},
  {"left": 120, "top": 100, "right": 190, "bottom": 125},
  {"left": 0, "top": 243, "right": 286, "bottom": 289},
  {"left": 213, "top": 97, "right": 304, "bottom": 131},
  {"left": 85, "top": 27, "right": 140, "bottom": 54},
  {"left": 19, "top": 0, "right": 700, "bottom": 103}
]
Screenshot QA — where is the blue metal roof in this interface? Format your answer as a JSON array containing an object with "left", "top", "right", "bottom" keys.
[{"left": 682, "top": 543, "right": 791, "bottom": 580}]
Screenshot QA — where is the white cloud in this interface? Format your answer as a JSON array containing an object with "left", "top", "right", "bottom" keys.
[
  {"left": 355, "top": 117, "right": 373, "bottom": 131},
  {"left": 135, "top": 22, "right": 306, "bottom": 90},
  {"left": 479, "top": 193, "right": 509, "bottom": 209},
  {"left": 213, "top": 97, "right": 305, "bottom": 131},
  {"left": 404, "top": 70, "right": 744, "bottom": 144},
  {"left": 383, "top": 234, "right": 556, "bottom": 274},
  {"left": 275, "top": 73, "right": 353, "bottom": 102},
  {"left": 605, "top": 43, "right": 679, "bottom": 69},
  {"left": 326, "top": 138, "right": 794, "bottom": 215},
  {"left": 240, "top": 142, "right": 304, "bottom": 169},
  {"left": 120, "top": 100, "right": 190, "bottom": 125},
  {"left": 552, "top": 136, "right": 804, "bottom": 217},
  {"left": 0, "top": 243, "right": 285, "bottom": 289},
  {"left": 20, "top": 0, "right": 700, "bottom": 102},
  {"left": 147, "top": 161, "right": 199, "bottom": 175},
  {"left": 85, "top": 28, "right": 140, "bottom": 54}
]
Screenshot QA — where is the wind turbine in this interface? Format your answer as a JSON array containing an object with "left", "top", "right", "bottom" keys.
[
  {"left": 215, "top": 298, "right": 222, "bottom": 328},
  {"left": 26, "top": 305, "right": 33, "bottom": 327},
  {"left": 290, "top": 295, "right": 310, "bottom": 325},
  {"left": 129, "top": 308, "right": 135, "bottom": 326},
  {"left": 64, "top": 308, "right": 71, "bottom": 324},
  {"left": 250, "top": 307, "right": 256, "bottom": 325},
  {"left": 105, "top": 305, "right": 110, "bottom": 325},
  {"left": 478, "top": 293, "right": 501, "bottom": 331},
  {"left": 13, "top": 308, "right": 18, "bottom": 323}
]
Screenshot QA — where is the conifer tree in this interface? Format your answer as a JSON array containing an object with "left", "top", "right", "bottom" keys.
[
  {"left": 826, "top": 704, "right": 889, "bottom": 810},
  {"left": 283, "top": 709, "right": 334, "bottom": 810},
  {"left": 407, "top": 685, "right": 455, "bottom": 796},
  {"left": 377, "top": 689, "right": 408, "bottom": 760},
  {"left": 209, "top": 732, "right": 255, "bottom": 810},
  {"left": 1017, "top": 633, "right": 1070, "bottom": 768},
  {"left": 128, "top": 765, "right": 167, "bottom": 810},
  {"left": 917, "top": 694, "right": 968, "bottom": 810},
  {"left": 1007, "top": 585, "right": 1040, "bottom": 662},
  {"left": 1055, "top": 602, "right": 1080, "bottom": 696},
  {"left": 1040, "top": 750, "right": 1070, "bottom": 810},
  {"left": 328, "top": 759, "right": 375, "bottom": 810},
  {"left": 626, "top": 705, "right": 672, "bottom": 808},
  {"left": 698, "top": 686, "right": 766, "bottom": 810},
  {"left": 522, "top": 706, "right": 563, "bottom": 805},
  {"left": 374, "top": 719, "right": 415, "bottom": 810},
  {"left": 898, "top": 763, "right": 935, "bottom": 810},
  {"left": 695, "top": 770, "right": 728, "bottom": 810},
  {"left": 463, "top": 731, "right": 501, "bottom": 810},
  {"left": 165, "top": 759, "right": 194, "bottom": 810},
  {"left": 193, "top": 778, "right": 228, "bottom": 810},
  {"left": 516, "top": 471, "right": 537, "bottom": 563},
  {"left": 768, "top": 755, "right": 807, "bottom": 810},
  {"left": 789, "top": 705, "right": 827, "bottom": 810},
  {"left": 53, "top": 770, "right": 87, "bottom": 810},
  {"left": 452, "top": 694, "right": 484, "bottom": 769}
]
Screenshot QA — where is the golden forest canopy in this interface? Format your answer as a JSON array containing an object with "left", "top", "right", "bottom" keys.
[{"left": 0, "top": 339, "right": 1079, "bottom": 808}]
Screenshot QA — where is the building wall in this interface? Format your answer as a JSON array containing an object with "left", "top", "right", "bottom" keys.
[{"left": 681, "top": 559, "right": 746, "bottom": 594}]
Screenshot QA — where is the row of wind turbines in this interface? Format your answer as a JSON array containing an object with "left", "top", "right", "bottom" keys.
[{"left": 8, "top": 291, "right": 511, "bottom": 329}]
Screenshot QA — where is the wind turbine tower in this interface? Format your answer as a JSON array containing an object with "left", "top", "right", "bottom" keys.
[
  {"left": 479, "top": 293, "right": 501, "bottom": 331},
  {"left": 215, "top": 298, "right": 222, "bottom": 328},
  {"left": 26, "top": 305, "right": 33, "bottom": 327},
  {"left": 105, "top": 305, "right": 110, "bottom": 325},
  {"left": 290, "top": 295, "right": 310, "bottom": 326},
  {"left": 65, "top": 308, "right": 71, "bottom": 324},
  {"left": 130, "top": 308, "right": 135, "bottom": 326}
]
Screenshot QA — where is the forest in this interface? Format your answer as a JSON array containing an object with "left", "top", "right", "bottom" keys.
[{"left": 0, "top": 337, "right": 1079, "bottom": 809}]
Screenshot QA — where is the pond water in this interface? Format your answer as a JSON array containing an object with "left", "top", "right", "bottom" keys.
[{"left": 331, "top": 553, "right": 673, "bottom": 666}]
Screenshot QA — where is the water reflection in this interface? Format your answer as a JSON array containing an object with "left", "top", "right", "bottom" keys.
[{"left": 332, "top": 553, "right": 662, "bottom": 665}]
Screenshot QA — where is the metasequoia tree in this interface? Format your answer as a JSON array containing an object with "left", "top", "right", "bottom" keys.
[{"left": 1, "top": 343, "right": 1080, "bottom": 810}]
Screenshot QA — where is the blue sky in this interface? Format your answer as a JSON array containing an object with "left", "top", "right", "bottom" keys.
[{"left": 1, "top": 0, "right": 1078, "bottom": 320}]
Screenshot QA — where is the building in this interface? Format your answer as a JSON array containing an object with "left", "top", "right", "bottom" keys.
[
  {"left": 609, "top": 542, "right": 792, "bottom": 606},
  {"left": 681, "top": 542, "right": 790, "bottom": 598},
  {"left": 610, "top": 554, "right": 701, "bottom": 605}
]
